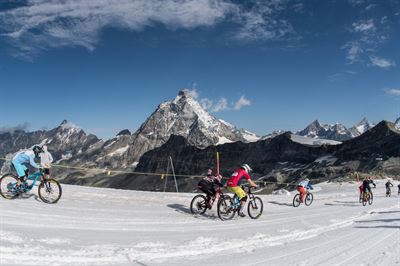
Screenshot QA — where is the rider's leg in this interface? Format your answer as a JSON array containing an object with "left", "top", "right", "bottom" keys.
[
  {"left": 298, "top": 186, "right": 306, "bottom": 202},
  {"left": 12, "top": 162, "right": 27, "bottom": 188}
]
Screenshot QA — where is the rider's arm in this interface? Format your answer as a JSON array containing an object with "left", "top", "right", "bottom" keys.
[
  {"left": 29, "top": 155, "right": 41, "bottom": 169},
  {"left": 247, "top": 179, "right": 257, "bottom": 187}
]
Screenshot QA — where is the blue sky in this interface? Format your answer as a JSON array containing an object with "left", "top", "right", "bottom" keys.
[{"left": 0, "top": 0, "right": 399, "bottom": 139}]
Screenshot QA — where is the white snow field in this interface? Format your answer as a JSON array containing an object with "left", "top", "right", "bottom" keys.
[{"left": 1, "top": 181, "right": 399, "bottom": 266}]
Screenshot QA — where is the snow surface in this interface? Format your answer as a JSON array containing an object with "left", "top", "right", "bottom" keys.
[
  {"left": 1, "top": 181, "right": 399, "bottom": 266},
  {"left": 291, "top": 134, "right": 342, "bottom": 146}
]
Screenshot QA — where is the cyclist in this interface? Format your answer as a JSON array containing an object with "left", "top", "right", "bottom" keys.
[
  {"left": 12, "top": 145, "right": 43, "bottom": 188},
  {"left": 39, "top": 145, "right": 53, "bottom": 179},
  {"left": 227, "top": 164, "right": 257, "bottom": 217},
  {"left": 197, "top": 169, "right": 222, "bottom": 208},
  {"left": 361, "top": 176, "right": 376, "bottom": 199},
  {"left": 297, "top": 178, "right": 314, "bottom": 203},
  {"left": 385, "top": 180, "right": 393, "bottom": 196}
]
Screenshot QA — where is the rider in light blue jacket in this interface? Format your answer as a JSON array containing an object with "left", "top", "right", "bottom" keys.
[{"left": 12, "top": 145, "right": 43, "bottom": 187}]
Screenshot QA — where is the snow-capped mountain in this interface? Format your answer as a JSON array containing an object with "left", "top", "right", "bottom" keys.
[
  {"left": 119, "top": 90, "right": 260, "bottom": 163},
  {"left": 395, "top": 117, "right": 400, "bottom": 130},
  {"left": 297, "top": 118, "right": 375, "bottom": 141},
  {"left": 0, "top": 120, "right": 99, "bottom": 172},
  {"left": 348, "top": 118, "right": 375, "bottom": 137},
  {"left": 296, "top": 120, "right": 351, "bottom": 141}
]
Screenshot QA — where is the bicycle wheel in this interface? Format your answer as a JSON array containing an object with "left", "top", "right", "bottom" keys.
[
  {"left": 38, "top": 179, "right": 62, "bottom": 204},
  {"left": 190, "top": 195, "right": 208, "bottom": 215},
  {"left": 305, "top": 193, "right": 313, "bottom": 206},
  {"left": 293, "top": 194, "right": 301, "bottom": 207},
  {"left": 368, "top": 192, "right": 373, "bottom": 205},
  {"left": 0, "top": 174, "right": 20, "bottom": 199},
  {"left": 217, "top": 195, "right": 236, "bottom": 221},
  {"left": 248, "top": 196, "right": 263, "bottom": 219},
  {"left": 362, "top": 193, "right": 368, "bottom": 206}
]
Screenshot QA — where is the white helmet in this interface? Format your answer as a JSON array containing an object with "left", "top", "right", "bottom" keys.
[{"left": 241, "top": 164, "right": 252, "bottom": 173}]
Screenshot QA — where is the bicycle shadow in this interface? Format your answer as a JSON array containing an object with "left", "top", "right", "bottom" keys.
[
  {"left": 268, "top": 201, "right": 292, "bottom": 207},
  {"left": 12, "top": 193, "right": 45, "bottom": 204},
  {"left": 324, "top": 201, "right": 359, "bottom": 207},
  {"left": 166, "top": 204, "right": 219, "bottom": 220}
]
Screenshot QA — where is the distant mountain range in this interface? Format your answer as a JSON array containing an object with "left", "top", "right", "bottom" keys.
[
  {"left": 296, "top": 118, "right": 375, "bottom": 141},
  {"left": 0, "top": 90, "right": 399, "bottom": 192}
]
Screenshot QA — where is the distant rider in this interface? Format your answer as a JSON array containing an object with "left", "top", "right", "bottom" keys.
[
  {"left": 385, "top": 180, "right": 393, "bottom": 196},
  {"left": 226, "top": 164, "right": 257, "bottom": 217},
  {"left": 297, "top": 178, "right": 314, "bottom": 203},
  {"left": 39, "top": 145, "right": 53, "bottom": 179},
  {"left": 12, "top": 145, "right": 43, "bottom": 188},
  {"left": 197, "top": 169, "right": 222, "bottom": 208},
  {"left": 398, "top": 184, "right": 400, "bottom": 196}
]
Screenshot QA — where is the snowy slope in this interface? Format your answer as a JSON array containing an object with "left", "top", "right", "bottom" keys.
[{"left": 1, "top": 181, "right": 399, "bottom": 266}]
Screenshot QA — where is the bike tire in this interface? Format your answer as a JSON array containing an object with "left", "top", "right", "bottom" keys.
[
  {"left": 248, "top": 196, "right": 263, "bottom": 219},
  {"left": 38, "top": 179, "right": 62, "bottom": 204},
  {"left": 190, "top": 194, "right": 208, "bottom": 215},
  {"left": 217, "top": 195, "right": 236, "bottom": 221},
  {"left": 362, "top": 194, "right": 368, "bottom": 206},
  {"left": 305, "top": 193, "right": 313, "bottom": 206},
  {"left": 368, "top": 192, "right": 373, "bottom": 205},
  {"left": 0, "top": 174, "right": 20, "bottom": 200},
  {"left": 293, "top": 194, "right": 301, "bottom": 207}
]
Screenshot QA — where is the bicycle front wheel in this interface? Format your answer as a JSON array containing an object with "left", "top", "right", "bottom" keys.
[
  {"left": 217, "top": 195, "right": 235, "bottom": 221},
  {"left": 293, "top": 194, "right": 301, "bottom": 207},
  {"left": 248, "top": 196, "right": 263, "bottom": 219},
  {"left": 362, "top": 194, "right": 368, "bottom": 206},
  {"left": 305, "top": 193, "right": 313, "bottom": 206},
  {"left": 190, "top": 195, "right": 208, "bottom": 215},
  {"left": 0, "top": 174, "right": 20, "bottom": 199},
  {"left": 38, "top": 179, "right": 62, "bottom": 204},
  {"left": 368, "top": 192, "right": 373, "bottom": 205}
]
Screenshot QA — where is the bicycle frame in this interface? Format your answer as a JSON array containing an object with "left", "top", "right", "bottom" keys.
[{"left": 13, "top": 171, "right": 44, "bottom": 192}]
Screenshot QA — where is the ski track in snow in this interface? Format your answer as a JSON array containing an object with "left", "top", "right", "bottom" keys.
[{"left": 1, "top": 181, "right": 399, "bottom": 266}]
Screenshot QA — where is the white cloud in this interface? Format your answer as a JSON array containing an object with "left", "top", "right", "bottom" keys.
[
  {"left": 200, "top": 98, "right": 213, "bottom": 110},
  {"left": 212, "top": 98, "right": 229, "bottom": 112},
  {"left": 182, "top": 89, "right": 199, "bottom": 99},
  {"left": 233, "top": 95, "right": 251, "bottom": 110},
  {"left": 352, "top": 19, "right": 375, "bottom": 33},
  {"left": 0, "top": 122, "right": 30, "bottom": 133},
  {"left": 342, "top": 41, "right": 363, "bottom": 64},
  {"left": 0, "top": 0, "right": 296, "bottom": 58},
  {"left": 369, "top": 56, "right": 396, "bottom": 69},
  {"left": 196, "top": 92, "right": 251, "bottom": 113},
  {"left": 385, "top": 88, "right": 400, "bottom": 96}
]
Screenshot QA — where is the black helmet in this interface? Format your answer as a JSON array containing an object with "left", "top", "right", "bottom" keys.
[{"left": 32, "top": 145, "right": 43, "bottom": 156}]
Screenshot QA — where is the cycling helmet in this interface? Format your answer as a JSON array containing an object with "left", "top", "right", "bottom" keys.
[
  {"left": 32, "top": 145, "right": 43, "bottom": 156},
  {"left": 241, "top": 164, "right": 252, "bottom": 173}
]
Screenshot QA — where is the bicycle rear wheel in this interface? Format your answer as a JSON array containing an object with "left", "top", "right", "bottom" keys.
[
  {"left": 0, "top": 174, "right": 20, "bottom": 199},
  {"left": 248, "top": 196, "right": 263, "bottom": 219},
  {"left": 293, "top": 194, "right": 301, "bottom": 207},
  {"left": 305, "top": 193, "right": 313, "bottom": 206},
  {"left": 217, "top": 195, "right": 235, "bottom": 221},
  {"left": 38, "top": 179, "right": 62, "bottom": 204},
  {"left": 190, "top": 195, "right": 208, "bottom": 215},
  {"left": 362, "top": 193, "right": 368, "bottom": 206}
]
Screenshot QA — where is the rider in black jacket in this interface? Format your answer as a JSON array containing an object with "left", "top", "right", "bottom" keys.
[{"left": 362, "top": 176, "right": 376, "bottom": 195}]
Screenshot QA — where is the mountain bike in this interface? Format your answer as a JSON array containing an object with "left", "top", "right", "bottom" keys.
[
  {"left": 293, "top": 189, "right": 313, "bottom": 207},
  {"left": 0, "top": 169, "right": 62, "bottom": 204},
  {"left": 362, "top": 190, "right": 373, "bottom": 206},
  {"left": 190, "top": 184, "right": 224, "bottom": 215},
  {"left": 217, "top": 185, "right": 263, "bottom": 221}
]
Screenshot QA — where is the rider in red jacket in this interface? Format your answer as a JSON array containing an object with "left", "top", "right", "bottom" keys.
[{"left": 227, "top": 164, "right": 257, "bottom": 217}]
